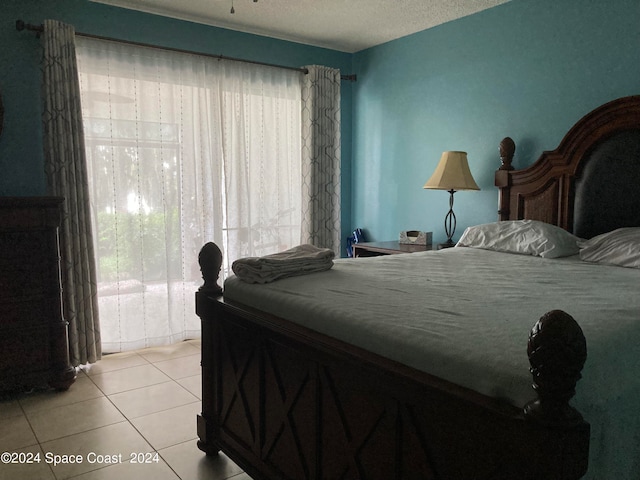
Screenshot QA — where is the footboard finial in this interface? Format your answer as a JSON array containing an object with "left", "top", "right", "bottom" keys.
[
  {"left": 198, "top": 242, "right": 223, "bottom": 295},
  {"left": 525, "top": 309, "right": 587, "bottom": 426}
]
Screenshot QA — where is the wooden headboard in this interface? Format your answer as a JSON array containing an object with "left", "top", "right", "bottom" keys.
[{"left": 495, "top": 95, "right": 640, "bottom": 238}]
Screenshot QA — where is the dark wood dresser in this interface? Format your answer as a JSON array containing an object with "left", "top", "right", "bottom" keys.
[{"left": 0, "top": 197, "right": 76, "bottom": 392}]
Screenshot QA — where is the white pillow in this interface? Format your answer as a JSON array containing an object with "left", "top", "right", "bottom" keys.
[
  {"left": 456, "top": 220, "right": 580, "bottom": 258},
  {"left": 578, "top": 227, "right": 640, "bottom": 268}
]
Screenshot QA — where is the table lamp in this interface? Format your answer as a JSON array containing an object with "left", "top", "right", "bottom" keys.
[{"left": 424, "top": 151, "right": 480, "bottom": 249}]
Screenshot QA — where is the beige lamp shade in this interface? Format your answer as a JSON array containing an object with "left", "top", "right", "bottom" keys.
[{"left": 423, "top": 151, "right": 480, "bottom": 191}]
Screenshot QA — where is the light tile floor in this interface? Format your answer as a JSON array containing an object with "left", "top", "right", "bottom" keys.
[{"left": 0, "top": 340, "right": 252, "bottom": 480}]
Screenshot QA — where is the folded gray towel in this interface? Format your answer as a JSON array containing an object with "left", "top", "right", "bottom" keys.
[{"left": 232, "top": 244, "right": 335, "bottom": 284}]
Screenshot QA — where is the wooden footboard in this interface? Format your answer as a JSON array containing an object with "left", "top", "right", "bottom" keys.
[{"left": 195, "top": 244, "right": 590, "bottom": 480}]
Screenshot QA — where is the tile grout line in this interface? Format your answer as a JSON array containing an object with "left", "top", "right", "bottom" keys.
[
  {"left": 84, "top": 353, "right": 202, "bottom": 480},
  {"left": 1, "top": 340, "right": 232, "bottom": 480}
]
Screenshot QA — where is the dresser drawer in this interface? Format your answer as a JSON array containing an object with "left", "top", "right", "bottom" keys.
[
  {"left": 0, "top": 325, "right": 50, "bottom": 372},
  {"left": 0, "top": 296, "right": 62, "bottom": 328},
  {"left": 0, "top": 261, "right": 60, "bottom": 300},
  {"left": 0, "top": 230, "right": 58, "bottom": 260}
]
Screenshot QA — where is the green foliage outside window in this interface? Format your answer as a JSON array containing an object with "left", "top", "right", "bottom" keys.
[{"left": 96, "top": 209, "right": 183, "bottom": 283}]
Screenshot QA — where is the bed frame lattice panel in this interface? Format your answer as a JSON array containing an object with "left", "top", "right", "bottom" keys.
[{"left": 214, "top": 316, "right": 441, "bottom": 479}]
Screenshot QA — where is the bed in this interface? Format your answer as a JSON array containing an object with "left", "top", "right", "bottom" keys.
[{"left": 195, "top": 95, "right": 640, "bottom": 479}]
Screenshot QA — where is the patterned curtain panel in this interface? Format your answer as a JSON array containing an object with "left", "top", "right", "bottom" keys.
[
  {"left": 301, "top": 65, "right": 342, "bottom": 253},
  {"left": 41, "top": 20, "right": 101, "bottom": 365}
]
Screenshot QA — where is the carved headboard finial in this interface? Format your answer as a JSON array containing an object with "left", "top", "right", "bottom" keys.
[
  {"left": 198, "top": 242, "right": 223, "bottom": 295},
  {"left": 499, "top": 137, "right": 516, "bottom": 171},
  {"left": 525, "top": 309, "right": 587, "bottom": 426}
]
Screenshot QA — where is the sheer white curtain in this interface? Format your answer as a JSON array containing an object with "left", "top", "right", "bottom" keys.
[{"left": 75, "top": 38, "right": 302, "bottom": 352}]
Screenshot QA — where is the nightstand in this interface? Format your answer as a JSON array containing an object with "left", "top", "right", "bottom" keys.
[{"left": 352, "top": 241, "right": 434, "bottom": 257}]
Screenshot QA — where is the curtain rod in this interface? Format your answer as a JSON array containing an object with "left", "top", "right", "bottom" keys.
[{"left": 16, "top": 20, "right": 357, "bottom": 82}]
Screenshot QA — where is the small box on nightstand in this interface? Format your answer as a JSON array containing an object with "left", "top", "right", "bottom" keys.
[{"left": 399, "top": 230, "right": 432, "bottom": 246}]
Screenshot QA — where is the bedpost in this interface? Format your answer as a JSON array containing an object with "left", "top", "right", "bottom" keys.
[
  {"left": 495, "top": 137, "right": 515, "bottom": 220},
  {"left": 525, "top": 309, "right": 587, "bottom": 426},
  {"left": 196, "top": 242, "right": 224, "bottom": 457},
  {"left": 198, "top": 242, "right": 223, "bottom": 295}
]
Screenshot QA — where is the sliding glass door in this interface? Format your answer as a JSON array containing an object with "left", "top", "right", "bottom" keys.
[{"left": 76, "top": 37, "right": 302, "bottom": 352}]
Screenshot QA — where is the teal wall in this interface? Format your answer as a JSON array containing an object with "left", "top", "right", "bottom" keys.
[
  {"left": 352, "top": 0, "right": 640, "bottom": 245},
  {"left": 3, "top": 0, "right": 640, "bottom": 249},
  {"left": 0, "top": 0, "right": 353, "bottom": 242}
]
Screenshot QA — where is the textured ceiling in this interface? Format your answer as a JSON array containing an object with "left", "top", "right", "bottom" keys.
[{"left": 90, "top": 0, "right": 511, "bottom": 53}]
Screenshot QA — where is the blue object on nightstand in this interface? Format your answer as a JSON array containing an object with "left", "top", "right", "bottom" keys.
[{"left": 346, "top": 228, "right": 366, "bottom": 257}]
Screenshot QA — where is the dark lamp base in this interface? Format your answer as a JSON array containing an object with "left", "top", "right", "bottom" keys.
[{"left": 437, "top": 240, "right": 456, "bottom": 250}]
